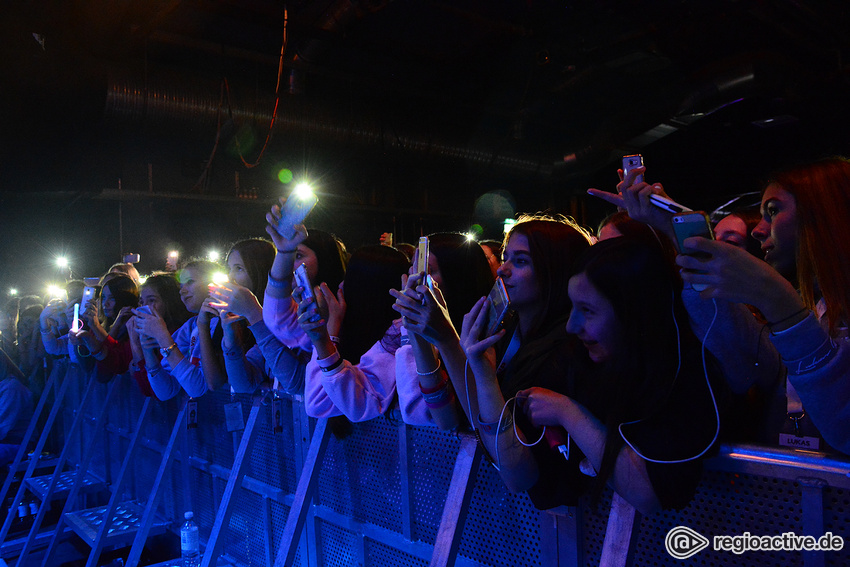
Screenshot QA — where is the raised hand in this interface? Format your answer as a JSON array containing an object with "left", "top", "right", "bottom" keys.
[{"left": 208, "top": 282, "right": 263, "bottom": 325}]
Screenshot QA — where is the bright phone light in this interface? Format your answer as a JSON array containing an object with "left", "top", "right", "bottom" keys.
[
  {"left": 56, "top": 256, "right": 69, "bottom": 268},
  {"left": 9, "top": 288, "right": 18, "bottom": 296},
  {"left": 138, "top": 276, "right": 148, "bottom": 285},
  {"left": 46, "top": 284, "right": 65, "bottom": 299},
  {"left": 168, "top": 250, "right": 179, "bottom": 259},
  {"left": 208, "top": 250, "right": 220, "bottom": 261},
  {"left": 293, "top": 182, "right": 314, "bottom": 200},
  {"left": 212, "top": 272, "right": 229, "bottom": 284},
  {"left": 465, "top": 232, "right": 476, "bottom": 242},
  {"left": 503, "top": 218, "right": 517, "bottom": 234}
]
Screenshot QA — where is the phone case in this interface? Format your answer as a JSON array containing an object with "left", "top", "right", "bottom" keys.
[
  {"left": 294, "top": 264, "right": 313, "bottom": 300},
  {"left": 672, "top": 212, "right": 714, "bottom": 291},
  {"left": 277, "top": 192, "right": 318, "bottom": 239},
  {"left": 486, "top": 278, "right": 515, "bottom": 336},
  {"left": 671, "top": 212, "right": 713, "bottom": 252},
  {"left": 622, "top": 154, "right": 644, "bottom": 184},
  {"left": 416, "top": 237, "right": 429, "bottom": 274}
]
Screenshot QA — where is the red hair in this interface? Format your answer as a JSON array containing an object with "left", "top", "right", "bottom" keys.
[{"left": 771, "top": 157, "right": 850, "bottom": 333}]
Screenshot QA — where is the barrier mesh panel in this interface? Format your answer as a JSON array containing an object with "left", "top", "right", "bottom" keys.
[
  {"left": 56, "top": 365, "right": 850, "bottom": 567},
  {"left": 317, "top": 417, "right": 404, "bottom": 534},
  {"left": 365, "top": 538, "right": 429, "bottom": 567},
  {"left": 457, "top": 461, "right": 542, "bottom": 567},
  {"left": 318, "top": 519, "right": 359, "bottom": 566},
  {"left": 409, "top": 426, "right": 459, "bottom": 545}
]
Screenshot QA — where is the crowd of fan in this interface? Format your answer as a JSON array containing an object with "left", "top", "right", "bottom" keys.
[{"left": 1, "top": 156, "right": 848, "bottom": 516}]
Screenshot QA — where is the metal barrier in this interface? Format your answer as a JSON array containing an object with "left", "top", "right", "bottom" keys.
[{"left": 3, "top": 363, "right": 849, "bottom": 567}]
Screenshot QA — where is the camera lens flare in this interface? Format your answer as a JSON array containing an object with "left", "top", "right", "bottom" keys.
[
  {"left": 278, "top": 169, "right": 293, "bottom": 183},
  {"left": 56, "top": 256, "right": 69, "bottom": 268},
  {"left": 47, "top": 284, "right": 64, "bottom": 299},
  {"left": 293, "top": 182, "right": 314, "bottom": 200}
]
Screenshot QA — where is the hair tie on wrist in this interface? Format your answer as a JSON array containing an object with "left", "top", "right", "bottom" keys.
[
  {"left": 416, "top": 359, "right": 442, "bottom": 376},
  {"left": 329, "top": 335, "right": 340, "bottom": 345}
]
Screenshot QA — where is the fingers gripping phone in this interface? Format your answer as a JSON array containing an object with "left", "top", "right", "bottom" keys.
[
  {"left": 485, "top": 278, "right": 517, "bottom": 336},
  {"left": 672, "top": 212, "right": 714, "bottom": 292},
  {"left": 622, "top": 154, "right": 644, "bottom": 184},
  {"left": 277, "top": 189, "right": 318, "bottom": 239},
  {"left": 295, "top": 263, "right": 320, "bottom": 322},
  {"left": 81, "top": 277, "right": 101, "bottom": 312}
]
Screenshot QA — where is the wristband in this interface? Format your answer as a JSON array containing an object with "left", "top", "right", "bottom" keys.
[
  {"left": 317, "top": 349, "right": 341, "bottom": 372},
  {"left": 76, "top": 345, "right": 91, "bottom": 358},
  {"left": 266, "top": 275, "right": 288, "bottom": 289},
  {"left": 321, "top": 358, "right": 344, "bottom": 373},
  {"left": 768, "top": 307, "right": 809, "bottom": 329}
]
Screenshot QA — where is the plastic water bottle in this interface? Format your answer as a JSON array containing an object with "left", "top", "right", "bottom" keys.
[{"left": 180, "top": 511, "right": 200, "bottom": 567}]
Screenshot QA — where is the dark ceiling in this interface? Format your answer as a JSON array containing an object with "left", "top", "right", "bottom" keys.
[{"left": 2, "top": 0, "right": 850, "bottom": 288}]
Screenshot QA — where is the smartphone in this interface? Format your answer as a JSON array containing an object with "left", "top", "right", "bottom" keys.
[
  {"left": 136, "top": 305, "right": 152, "bottom": 315},
  {"left": 81, "top": 281, "right": 100, "bottom": 311},
  {"left": 416, "top": 237, "right": 429, "bottom": 275},
  {"left": 622, "top": 154, "right": 644, "bottom": 184},
  {"left": 294, "top": 264, "right": 320, "bottom": 322},
  {"left": 123, "top": 253, "right": 141, "bottom": 264},
  {"left": 649, "top": 194, "right": 692, "bottom": 214},
  {"left": 294, "top": 264, "right": 313, "bottom": 300},
  {"left": 277, "top": 190, "right": 318, "bottom": 239},
  {"left": 485, "top": 278, "right": 516, "bottom": 336},
  {"left": 672, "top": 212, "right": 714, "bottom": 292}
]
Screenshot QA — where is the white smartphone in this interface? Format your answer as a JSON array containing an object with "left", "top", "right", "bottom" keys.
[
  {"left": 622, "top": 154, "right": 644, "bottom": 184},
  {"left": 649, "top": 194, "right": 692, "bottom": 214},
  {"left": 672, "top": 212, "right": 714, "bottom": 292},
  {"left": 416, "top": 236, "right": 434, "bottom": 292},
  {"left": 277, "top": 190, "right": 318, "bottom": 239}
]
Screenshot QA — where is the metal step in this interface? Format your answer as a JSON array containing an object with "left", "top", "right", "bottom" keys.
[
  {"left": 25, "top": 470, "right": 106, "bottom": 501},
  {"left": 64, "top": 501, "right": 169, "bottom": 548}
]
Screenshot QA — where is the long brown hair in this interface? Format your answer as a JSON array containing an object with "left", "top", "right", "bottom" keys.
[
  {"left": 770, "top": 157, "right": 850, "bottom": 333},
  {"left": 504, "top": 214, "right": 593, "bottom": 340}
]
